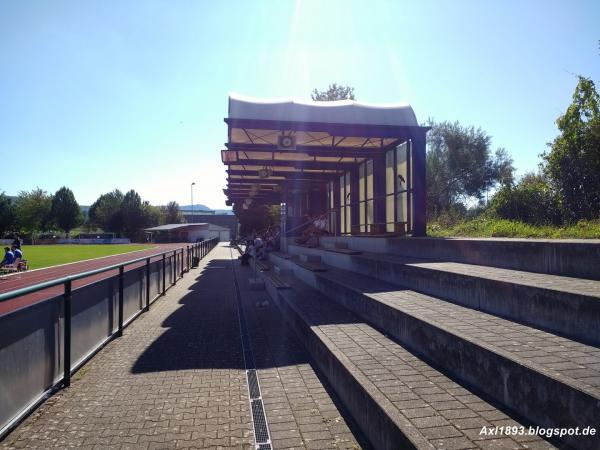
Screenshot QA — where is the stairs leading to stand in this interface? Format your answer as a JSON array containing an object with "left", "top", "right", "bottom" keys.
[{"left": 260, "top": 238, "right": 600, "bottom": 450}]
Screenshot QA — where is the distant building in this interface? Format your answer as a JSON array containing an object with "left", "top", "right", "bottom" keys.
[{"left": 145, "top": 223, "right": 231, "bottom": 243}]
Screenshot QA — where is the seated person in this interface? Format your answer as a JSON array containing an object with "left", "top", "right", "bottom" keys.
[
  {"left": 296, "top": 215, "right": 328, "bottom": 245},
  {"left": 1, "top": 247, "right": 14, "bottom": 268},
  {"left": 12, "top": 244, "right": 23, "bottom": 264}
]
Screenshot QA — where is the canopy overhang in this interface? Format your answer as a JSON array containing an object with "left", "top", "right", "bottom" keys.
[{"left": 222, "top": 94, "right": 430, "bottom": 208}]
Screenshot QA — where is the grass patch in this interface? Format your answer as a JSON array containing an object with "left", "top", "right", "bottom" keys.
[
  {"left": 18, "top": 244, "right": 155, "bottom": 270},
  {"left": 427, "top": 218, "right": 600, "bottom": 239}
]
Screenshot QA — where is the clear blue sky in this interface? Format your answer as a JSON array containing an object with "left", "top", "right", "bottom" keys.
[{"left": 1, "top": 0, "right": 598, "bottom": 208}]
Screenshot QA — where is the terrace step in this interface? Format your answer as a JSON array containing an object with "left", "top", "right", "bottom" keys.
[
  {"left": 292, "top": 260, "right": 600, "bottom": 450},
  {"left": 262, "top": 268, "right": 557, "bottom": 450},
  {"left": 287, "top": 244, "right": 600, "bottom": 346},
  {"left": 325, "top": 247, "right": 362, "bottom": 256}
]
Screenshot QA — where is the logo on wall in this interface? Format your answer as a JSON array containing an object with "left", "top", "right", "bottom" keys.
[{"left": 277, "top": 135, "right": 296, "bottom": 150}]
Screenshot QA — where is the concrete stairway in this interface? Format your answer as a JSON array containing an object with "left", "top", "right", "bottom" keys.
[
  {"left": 286, "top": 244, "right": 600, "bottom": 346},
  {"left": 263, "top": 240, "right": 600, "bottom": 449}
]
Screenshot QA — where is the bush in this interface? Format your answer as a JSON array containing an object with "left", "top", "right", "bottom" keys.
[{"left": 490, "top": 173, "right": 561, "bottom": 225}]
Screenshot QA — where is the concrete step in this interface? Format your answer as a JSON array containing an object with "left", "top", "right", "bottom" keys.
[
  {"left": 287, "top": 244, "right": 600, "bottom": 346},
  {"left": 286, "top": 259, "right": 600, "bottom": 450},
  {"left": 261, "top": 267, "right": 557, "bottom": 450},
  {"left": 320, "top": 236, "right": 600, "bottom": 280}
]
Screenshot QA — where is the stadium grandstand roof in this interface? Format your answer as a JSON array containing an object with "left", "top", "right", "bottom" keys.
[{"left": 144, "top": 223, "right": 208, "bottom": 231}]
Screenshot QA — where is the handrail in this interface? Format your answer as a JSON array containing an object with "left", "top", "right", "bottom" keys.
[
  {"left": 0, "top": 239, "right": 217, "bottom": 303},
  {"left": 0, "top": 237, "right": 219, "bottom": 440}
]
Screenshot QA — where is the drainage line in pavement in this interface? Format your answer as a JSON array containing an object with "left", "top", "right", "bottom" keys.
[{"left": 229, "top": 248, "right": 272, "bottom": 450}]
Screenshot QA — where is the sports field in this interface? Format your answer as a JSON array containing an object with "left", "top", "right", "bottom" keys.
[{"left": 17, "top": 244, "right": 155, "bottom": 270}]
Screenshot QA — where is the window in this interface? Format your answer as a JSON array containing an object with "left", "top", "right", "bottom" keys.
[
  {"left": 340, "top": 171, "right": 351, "bottom": 234},
  {"left": 358, "top": 160, "right": 374, "bottom": 232},
  {"left": 385, "top": 141, "right": 412, "bottom": 233}
]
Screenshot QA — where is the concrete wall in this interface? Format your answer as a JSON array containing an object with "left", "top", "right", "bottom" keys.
[{"left": 0, "top": 258, "right": 173, "bottom": 437}]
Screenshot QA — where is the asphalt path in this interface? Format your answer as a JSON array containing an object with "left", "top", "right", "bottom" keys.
[{"left": 0, "top": 243, "right": 190, "bottom": 316}]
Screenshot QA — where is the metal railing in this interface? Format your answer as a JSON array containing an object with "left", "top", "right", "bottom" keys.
[{"left": 0, "top": 237, "right": 218, "bottom": 439}]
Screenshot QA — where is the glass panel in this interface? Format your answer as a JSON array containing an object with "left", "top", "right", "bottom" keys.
[
  {"left": 359, "top": 163, "right": 365, "bottom": 202},
  {"left": 396, "top": 142, "right": 408, "bottom": 192},
  {"left": 366, "top": 160, "right": 373, "bottom": 200},
  {"left": 396, "top": 192, "right": 408, "bottom": 223},
  {"left": 359, "top": 203, "right": 365, "bottom": 232},
  {"left": 367, "top": 200, "right": 374, "bottom": 226},
  {"left": 346, "top": 204, "right": 351, "bottom": 234}
]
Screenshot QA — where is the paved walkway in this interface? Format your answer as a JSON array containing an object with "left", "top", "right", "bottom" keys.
[{"left": 1, "top": 244, "right": 362, "bottom": 449}]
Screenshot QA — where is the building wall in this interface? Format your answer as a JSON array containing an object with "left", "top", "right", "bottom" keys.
[{"left": 184, "top": 214, "right": 238, "bottom": 238}]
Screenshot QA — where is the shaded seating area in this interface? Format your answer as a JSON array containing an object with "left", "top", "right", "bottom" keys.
[{"left": 221, "top": 94, "right": 430, "bottom": 239}]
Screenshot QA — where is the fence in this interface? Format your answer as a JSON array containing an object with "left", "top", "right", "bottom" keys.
[{"left": 0, "top": 238, "right": 219, "bottom": 439}]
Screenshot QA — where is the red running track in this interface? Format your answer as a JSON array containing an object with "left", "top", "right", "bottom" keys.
[{"left": 0, "top": 244, "right": 190, "bottom": 316}]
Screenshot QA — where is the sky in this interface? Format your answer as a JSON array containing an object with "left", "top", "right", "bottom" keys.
[{"left": 1, "top": 0, "right": 598, "bottom": 209}]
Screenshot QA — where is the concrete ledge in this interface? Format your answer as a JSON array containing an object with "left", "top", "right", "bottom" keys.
[{"left": 320, "top": 236, "right": 600, "bottom": 280}]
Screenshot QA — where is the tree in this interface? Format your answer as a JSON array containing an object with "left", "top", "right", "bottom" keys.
[
  {"left": 233, "top": 203, "right": 279, "bottom": 237},
  {"left": 15, "top": 188, "right": 53, "bottom": 239},
  {"left": 491, "top": 172, "right": 561, "bottom": 225},
  {"left": 89, "top": 190, "right": 124, "bottom": 234},
  {"left": 426, "top": 120, "right": 514, "bottom": 218},
  {"left": 311, "top": 83, "right": 356, "bottom": 101},
  {"left": 142, "top": 202, "right": 161, "bottom": 229},
  {"left": 163, "top": 201, "right": 184, "bottom": 224},
  {"left": 543, "top": 76, "right": 600, "bottom": 221},
  {"left": 51, "top": 187, "right": 83, "bottom": 236},
  {"left": 121, "top": 190, "right": 144, "bottom": 239},
  {"left": 0, "top": 193, "right": 16, "bottom": 236}
]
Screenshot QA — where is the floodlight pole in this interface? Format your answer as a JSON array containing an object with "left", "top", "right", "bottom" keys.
[{"left": 190, "top": 182, "right": 196, "bottom": 224}]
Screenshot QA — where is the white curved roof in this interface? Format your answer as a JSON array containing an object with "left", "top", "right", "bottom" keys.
[{"left": 228, "top": 93, "right": 419, "bottom": 127}]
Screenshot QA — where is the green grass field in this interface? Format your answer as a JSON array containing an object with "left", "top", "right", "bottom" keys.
[{"left": 18, "top": 244, "right": 155, "bottom": 270}]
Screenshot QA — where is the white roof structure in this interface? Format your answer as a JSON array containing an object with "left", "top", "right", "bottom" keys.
[{"left": 228, "top": 93, "right": 418, "bottom": 127}]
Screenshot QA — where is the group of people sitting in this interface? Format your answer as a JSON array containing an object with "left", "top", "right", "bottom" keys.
[
  {"left": 240, "top": 227, "right": 279, "bottom": 265},
  {"left": 295, "top": 214, "right": 329, "bottom": 245},
  {"left": 1, "top": 237, "right": 27, "bottom": 272}
]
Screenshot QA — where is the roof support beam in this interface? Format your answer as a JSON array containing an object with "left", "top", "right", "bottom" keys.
[
  {"left": 226, "top": 169, "right": 335, "bottom": 181},
  {"left": 225, "top": 159, "right": 356, "bottom": 171},
  {"left": 224, "top": 143, "right": 388, "bottom": 158}
]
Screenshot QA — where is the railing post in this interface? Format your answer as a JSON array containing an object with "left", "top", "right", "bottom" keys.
[
  {"left": 63, "top": 279, "right": 72, "bottom": 387},
  {"left": 162, "top": 253, "right": 166, "bottom": 295},
  {"left": 181, "top": 249, "right": 184, "bottom": 278},
  {"left": 118, "top": 266, "right": 124, "bottom": 337},
  {"left": 145, "top": 258, "right": 150, "bottom": 311},
  {"left": 172, "top": 250, "right": 177, "bottom": 284}
]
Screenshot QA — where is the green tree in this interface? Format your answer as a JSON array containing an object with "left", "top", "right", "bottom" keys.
[
  {"left": 233, "top": 203, "right": 279, "bottom": 237},
  {"left": 121, "top": 190, "right": 144, "bottom": 239},
  {"left": 142, "top": 202, "right": 161, "bottom": 228},
  {"left": 163, "top": 201, "right": 184, "bottom": 224},
  {"left": 51, "top": 187, "right": 83, "bottom": 236},
  {"left": 311, "top": 83, "right": 356, "bottom": 101},
  {"left": 426, "top": 120, "right": 514, "bottom": 218},
  {"left": 15, "top": 188, "right": 53, "bottom": 239},
  {"left": 89, "top": 190, "right": 124, "bottom": 234},
  {"left": 491, "top": 172, "right": 561, "bottom": 225},
  {"left": 543, "top": 76, "right": 600, "bottom": 221},
  {"left": 0, "top": 193, "right": 16, "bottom": 236}
]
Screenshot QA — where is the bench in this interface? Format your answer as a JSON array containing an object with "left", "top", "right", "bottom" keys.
[
  {"left": 325, "top": 248, "right": 362, "bottom": 255},
  {"left": 256, "top": 260, "right": 270, "bottom": 271},
  {"left": 295, "top": 260, "right": 328, "bottom": 272},
  {"left": 271, "top": 252, "right": 292, "bottom": 260},
  {"left": 262, "top": 271, "right": 291, "bottom": 289}
]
